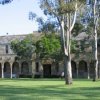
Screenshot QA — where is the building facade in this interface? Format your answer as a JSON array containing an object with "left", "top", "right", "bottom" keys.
[
  {"left": 0, "top": 33, "right": 100, "bottom": 79},
  {"left": 0, "top": 34, "right": 32, "bottom": 78}
]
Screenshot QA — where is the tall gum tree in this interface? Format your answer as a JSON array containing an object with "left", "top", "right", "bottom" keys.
[
  {"left": 81, "top": 0, "right": 100, "bottom": 81},
  {"left": 92, "top": 0, "right": 99, "bottom": 81},
  {"left": 0, "top": 0, "right": 13, "bottom": 5},
  {"left": 40, "top": 0, "right": 85, "bottom": 85}
]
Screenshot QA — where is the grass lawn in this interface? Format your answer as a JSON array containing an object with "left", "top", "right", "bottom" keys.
[{"left": 0, "top": 79, "right": 100, "bottom": 100}]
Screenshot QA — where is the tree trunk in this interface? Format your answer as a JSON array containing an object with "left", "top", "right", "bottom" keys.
[
  {"left": 64, "top": 13, "right": 72, "bottom": 85},
  {"left": 93, "top": 0, "right": 98, "bottom": 81},
  {"left": 64, "top": 55, "right": 72, "bottom": 84},
  {"left": 93, "top": 34, "right": 98, "bottom": 81}
]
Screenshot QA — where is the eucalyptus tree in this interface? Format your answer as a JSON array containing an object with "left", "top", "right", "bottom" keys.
[
  {"left": 0, "top": 0, "right": 13, "bottom": 5},
  {"left": 39, "top": 0, "right": 85, "bottom": 84},
  {"left": 85, "top": 0, "right": 100, "bottom": 81},
  {"left": 72, "top": 0, "right": 100, "bottom": 81},
  {"left": 92, "top": 0, "right": 100, "bottom": 81},
  {"left": 37, "top": 19, "right": 59, "bottom": 35}
]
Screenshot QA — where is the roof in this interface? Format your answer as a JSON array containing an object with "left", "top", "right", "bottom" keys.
[
  {"left": 0, "top": 31, "right": 42, "bottom": 44},
  {"left": 0, "top": 34, "right": 27, "bottom": 44},
  {"left": 73, "top": 32, "right": 89, "bottom": 41}
]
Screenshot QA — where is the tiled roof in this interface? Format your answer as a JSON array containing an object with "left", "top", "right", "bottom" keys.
[
  {"left": 74, "top": 32, "right": 89, "bottom": 40},
  {"left": 0, "top": 34, "right": 27, "bottom": 44},
  {"left": 0, "top": 32, "right": 42, "bottom": 44}
]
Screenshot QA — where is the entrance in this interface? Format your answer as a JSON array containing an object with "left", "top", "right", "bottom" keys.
[
  {"left": 79, "top": 60, "right": 87, "bottom": 78},
  {"left": 4, "top": 62, "right": 10, "bottom": 78},
  {"left": 71, "top": 61, "right": 77, "bottom": 78},
  {"left": 43, "top": 64, "right": 51, "bottom": 78}
]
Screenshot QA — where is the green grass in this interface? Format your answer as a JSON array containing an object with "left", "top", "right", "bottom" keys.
[{"left": 0, "top": 78, "right": 100, "bottom": 100}]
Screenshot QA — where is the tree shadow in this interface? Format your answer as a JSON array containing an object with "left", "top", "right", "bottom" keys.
[
  {"left": 0, "top": 78, "right": 64, "bottom": 82},
  {"left": 0, "top": 83, "right": 100, "bottom": 100}
]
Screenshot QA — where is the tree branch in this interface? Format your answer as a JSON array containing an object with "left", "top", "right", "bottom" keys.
[{"left": 70, "top": 1, "right": 77, "bottom": 32}]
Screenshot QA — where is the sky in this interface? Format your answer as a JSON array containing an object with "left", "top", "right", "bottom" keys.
[{"left": 0, "top": 0, "right": 46, "bottom": 36}]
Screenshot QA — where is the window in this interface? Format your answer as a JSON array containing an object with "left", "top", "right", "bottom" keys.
[
  {"left": 5, "top": 45, "right": 8, "bottom": 54},
  {"left": 35, "top": 62, "right": 39, "bottom": 72}
]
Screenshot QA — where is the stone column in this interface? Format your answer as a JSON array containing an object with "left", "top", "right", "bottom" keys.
[
  {"left": 1, "top": 62, "right": 4, "bottom": 78},
  {"left": 10, "top": 63, "right": 13, "bottom": 79},
  {"left": 76, "top": 62, "right": 79, "bottom": 78},
  {"left": 32, "top": 61, "right": 36, "bottom": 78},
  {"left": 39, "top": 61, "right": 43, "bottom": 78},
  {"left": 28, "top": 61, "right": 32, "bottom": 74},
  {"left": 87, "top": 62, "right": 90, "bottom": 79},
  {"left": 98, "top": 61, "right": 100, "bottom": 78},
  {"left": 19, "top": 62, "right": 21, "bottom": 75}
]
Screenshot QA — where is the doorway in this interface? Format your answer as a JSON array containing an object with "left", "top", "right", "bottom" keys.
[{"left": 43, "top": 64, "right": 51, "bottom": 78}]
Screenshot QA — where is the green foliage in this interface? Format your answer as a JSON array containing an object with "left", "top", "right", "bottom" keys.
[
  {"left": 71, "top": 40, "right": 77, "bottom": 53},
  {"left": 72, "top": 22, "right": 84, "bottom": 36},
  {"left": 86, "top": 18, "right": 94, "bottom": 35},
  {"left": 40, "top": 0, "right": 86, "bottom": 16},
  {"left": 58, "top": 1, "right": 77, "bottom": 14},
  {"left": 38, "top": 19, "right": 58, "bottom": 34},
  {"left": 11, "top": 33, "right": 62, "bottom": 61},
  {"left": 0, "top": 0, "right": 13, "bottom": 5},
  {"left": 10, "top": 34, "right": 35, "bottom": 59},
  {"left": 36, "top": 34, "right": 62, "bottom": 61}
]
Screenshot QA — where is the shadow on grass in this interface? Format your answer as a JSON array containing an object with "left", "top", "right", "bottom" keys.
[
  {"left": 0, "top": 83, "right": 100, "bottom": 100},
  {"left": 0, "top": 78, "right": 65, "bottom": 82}
]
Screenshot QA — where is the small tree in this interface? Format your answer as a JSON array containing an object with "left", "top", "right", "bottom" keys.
[
  {"left": 10, "top": 34, "right": 35, "bottom": 60},
  {"left": 36, "top": 34, "right": 62, "bottom": 60}
]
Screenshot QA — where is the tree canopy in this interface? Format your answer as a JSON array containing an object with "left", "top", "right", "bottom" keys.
[
  {"left": 0, "top": 0, "right": 13, "bottom": 5},
  {"left": 10, "top": 34, "right": 35, "bottom": 60},
  {"left": 36, "top": 34, "right": 62, "bottom": 61}
]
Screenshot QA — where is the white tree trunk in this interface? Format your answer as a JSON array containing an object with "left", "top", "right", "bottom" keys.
[
  {"left": 60, "top": 16, "right": 72, "bottom": 84},
  {"left": 93, "top": 34, "right": 98, "bottom": 81},
  {"left": 64, "top": 55, "right": 72, "bottom": 84},
  {"left": 65, "top": 13, "right": 72, "bottom": 85},
  {"left": 59, "top": 0, "right": 78, "bottom": 85},
  {"left": 93, "top": 0, "right": 98, "bottom": 81},
  {"left": 93, "top": 27, "right": 98, "bottom": 81}
]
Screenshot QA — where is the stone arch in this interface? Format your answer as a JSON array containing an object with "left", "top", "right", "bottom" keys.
[
  {"left": 21, "top": 61, "right": 29, "bottom": 75},
  {"left": 71, "top": 60, "right": 77, "bottom": 78},
  {"left": 12, "top": 62, "right": 19, "bottom": 78},
  {"left": 4, "top": 62, "right": 10, "bottom": 78},
  {"left": 79, "top": 60, "right": 87, "bottom": 78}
]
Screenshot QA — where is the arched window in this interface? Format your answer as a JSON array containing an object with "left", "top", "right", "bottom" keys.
[
  {"left": 4, "top": 62, "right": 10, "bottom": 78},
  {"left": 79, "top": 60, "right": 87, "bottom": 78}
]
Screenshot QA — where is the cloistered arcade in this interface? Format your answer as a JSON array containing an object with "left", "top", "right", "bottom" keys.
[
  {"left": 0, "top": 34, "right": 99, "bottom": 79},
  {"left": 0, "top": 61, "right": 31, "bottom": 78}
]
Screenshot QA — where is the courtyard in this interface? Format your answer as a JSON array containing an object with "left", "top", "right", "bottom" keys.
[{"left": 0, "top": 78, "right": 99, "bottom": 100}]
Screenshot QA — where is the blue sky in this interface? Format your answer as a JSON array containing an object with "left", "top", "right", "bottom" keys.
[{"left": 0, "top": 0, "right": 45, "bottom": 36}]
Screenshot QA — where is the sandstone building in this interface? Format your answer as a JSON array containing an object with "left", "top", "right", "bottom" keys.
[{"left": 0, "top": 33, "right": 100, "bottom": 79}]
